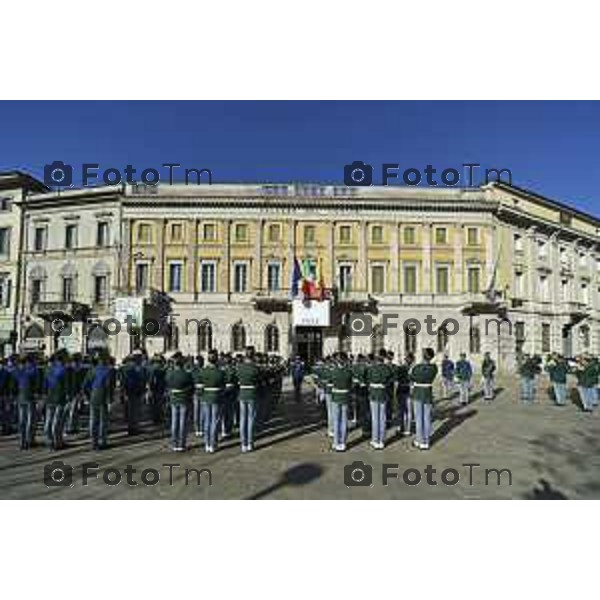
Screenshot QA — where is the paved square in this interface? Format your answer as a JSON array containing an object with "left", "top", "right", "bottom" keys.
[{"left": 0, "top": 377, "right": 598, "bottom": 499}]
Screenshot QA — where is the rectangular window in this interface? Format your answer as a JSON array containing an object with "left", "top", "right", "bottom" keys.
[
  {"left": 467, "top": 267, "right": 480, "bottom": 293},
  {"left": 514, "top": 233, "right": 523, "bottom": 252},
  {"left": 62, "top": 277, "right": 74, "bottom": 302},
  {"left": 235, "top": 223, "right": 248, "bottom": 242},
  {"left": 200, "top": 263, "right": 216, "bottom": 293},
  {"left": 339, "top": 225, "right": 351, "bottom": 243},
  {"left": 0, "top": 228, "right": 10, "bottom": 256},
  {"left": 514, "top": 271, "right": 524, "bottom": 297},
  {"left": 541, "top": 323, "right": 551, "bottom": 353},
  {"left": 435, "top": 227, "right": 447, "bottom": 245},
  {"left": 538, "top": 240, "right": 547, "bottom": 260},
  {"left": 371, "top": 226, "right": 383, "bottom": 244},
  {"left": 65, "top": 224, "right": 77, "bottom": 250},
  {"left": 0, "top": 276, "right": 11, "bottom": 307},
  {"left": 94, "top": 275, "right": 108, "bottom": 304},
  {"left": 97, "top": 222, "right": 109, "bottom": 247},
  {"left": 561, "top": 279, "right": 570, "bottom": 302},
  {"left": 304, "top": 225, "right": 315, "bottom": 244},
  {"left": 436, "top": 266, "right": 449, "bottom": 294},
  {"left": 138, "top": 224, "right": 151, "bottom": 243},
  {"left": 371, "top": 265, "right": 385, "bottom": 294},
  {"left": 404, "top": 265, "right": 417, "bottom": 294},
  {"left": 581, "top": 282, "right": 589, "bottom": 304},
  {"left": 339, "top": 265, "right": 352, "bottom": 293},
  {"left": 403, "top": 227, "right": 416, "bottom": 245},
  {"left": 31, "top": 279, "right": 42, "bottom": 305},
  {"left": 267, "top": 263, "right": 280, "bottom": 292},
  {"left": 34, "top": 226, "right": 46, "bottom": 252},
  {"left": 171, "top": 223, "right": 183, "bottom": 241},
  {"left": 135, "top": 263, "right": 149, "bottom": 294},
  {"left": 539, "top": 275, "right": 549, "bottom": 301},
  {"left": 268, "top": 224, "right": 281, "bottom": 243},
  {"left": 203, "top": 223, "right": 216, "bottom": 241},
  {"left": 234, "top": 263, "right": 248, "bottom": 293},
  {"left": 467, "top": 227, "right": 478, "bottom": 245},
  {"left": 168, "top": 263, "right": 183, "bottom": 293}
]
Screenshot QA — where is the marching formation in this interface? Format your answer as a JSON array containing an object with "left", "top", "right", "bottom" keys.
[
  {"left": 0, "top": 345, "right": 597, "bottom": 456},
  {"left": 0, "top": 348, "right": 286, "bottom": 453},
  {"left": 311, "top": 348, "right": 496, "bottom": 452}
]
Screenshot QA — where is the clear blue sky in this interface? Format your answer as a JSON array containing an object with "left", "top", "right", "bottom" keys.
[{"left": 1, "top": 100, "right": 598, "bottom": 215}]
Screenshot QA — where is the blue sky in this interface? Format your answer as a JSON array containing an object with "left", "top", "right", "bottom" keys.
[{"left": 1, "top": 100, "right": 598, "bottom": 215}]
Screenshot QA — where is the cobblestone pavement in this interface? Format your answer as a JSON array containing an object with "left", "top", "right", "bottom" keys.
[{"left": 0, "top": 376, "right": 599, "bottom": 499}]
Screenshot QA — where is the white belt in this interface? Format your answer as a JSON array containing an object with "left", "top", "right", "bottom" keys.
[
  {"left": 204, "top": 387, "right": 221, "bottom": 392},
  {"left": 332, "top": 388, "right": 350, "bottom": 394},
  {"left": 413, "top": 383, "right": 433, "bottom": 388},
  {"left": 225, "top": 383, "right": 234, "bottom": 388},
  {"left": 369, "top": 383, "right": 385, "bottom": 388},
  {"left": 194, "top": 384, "right": 204, "bottom": 389},
  {"left": 240, "top": 385, "right": 256, "bottom": 389}
]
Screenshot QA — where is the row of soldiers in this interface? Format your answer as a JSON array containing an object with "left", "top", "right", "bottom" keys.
[
  {"left": 311, "top": 349, "right": 497, "bottom": 451},
  {"left": 0, "top": 348, "right": 287, "bottom": 453},
  {"left": 520, "top": 352, "right": 600, "bottom": 411}
]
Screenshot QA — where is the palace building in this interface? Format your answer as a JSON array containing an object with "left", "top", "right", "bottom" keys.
[{"left": 1, "top": 170, "right": 600, "bottom": 370}]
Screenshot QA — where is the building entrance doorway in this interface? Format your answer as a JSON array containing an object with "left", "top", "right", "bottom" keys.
[{"left": 295, "top": 327, "right": 323, "bottom": 365}]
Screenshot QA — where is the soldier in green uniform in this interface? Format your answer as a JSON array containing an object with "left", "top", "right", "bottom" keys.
[
  {"left": 519, "top": 354, "right": 541, "bottom": 402},
  {"left": 573, "top": 354, "right": 597, "bottom": 412},
  {"left": 85, "top": 353, "right": 115, "bottom": 450},
  {"left": 481, "top": 351, "right": 496, "bottom": 401},
  {"left": 352, "top": 354, "right": 370, "bottom": 437},
  {"left": 330, "top": 352, "right": 353, "bottom": 451},
  {"left": 396, "top": 353, "right": 414, "bottom": 436},
  {"left": 366, "top": 353, "right": 392, "bottom": 449},
  {"left": 236, "top": 353, "right": 260, "bottom": 452},
  {"left": 545, "top": 353, "right": 569, "bottom": 406},
  {"left": 191, "top": 355, "right": 205, "bottom": 437},
  {"left": 322, "top": 357, "right": 334, "bottom": 438},
  {"left": 200, "top": 349, "right": 225, "bottom": 452},
  {"left": 411, "top": 347, "right": 438, "bottom": 450},
  {"left": 148, "top": 354, "right": 167, "bottom": 425},
  {"left": 165, "top": 352, "right": 194, "bottom": 451},
  {"left": 221, "top": 353, "right": 237, "bottom": 439}
]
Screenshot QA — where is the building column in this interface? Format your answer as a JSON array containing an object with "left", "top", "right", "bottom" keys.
[
  {"left": 453, "top": 224, "right": 464, "bottom": 294},
  {"left": 391, "top": 222, "right": 399, "bottom": 293},
  {"left": 359, "top": 220, "right": 367, "bottom": 293},
  {"left": 422, "top": 222, "right": 432, "bottom": 293}
]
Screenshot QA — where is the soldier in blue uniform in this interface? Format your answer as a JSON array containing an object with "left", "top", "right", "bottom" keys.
[
  {"left": 291, "top": 355, "right": 305, "bottom": 402},
  {"left": 85, "top": 353, "right": 115, "bottom": 450},
  {"left": 120, "top": 352, "right": 147, "bottom": 435},
  {"left": 0, "top": 359, "right": 11, "bottom": 435},
  {"left": 455, "top": 352, "right": 473, "bottom": 405},
  {"left": 44, "top": 353, "right": 69, "bottom": 450},
  {"left": 148, "top": 354, "right": 167, "bottom": 425},
  {"left": 411, "top": 347, "right": 438, "bottom": 450},
  {"left": 441, "top": 353, "right": 455, "bottom": 397},
  {"left": 13, "top": 355, "right": 38, "bottom": 449}
]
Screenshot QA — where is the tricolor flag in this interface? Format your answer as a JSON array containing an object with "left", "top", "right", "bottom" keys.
[{"left": 291, "top": 257, "right": 303, "bottom": 297}]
